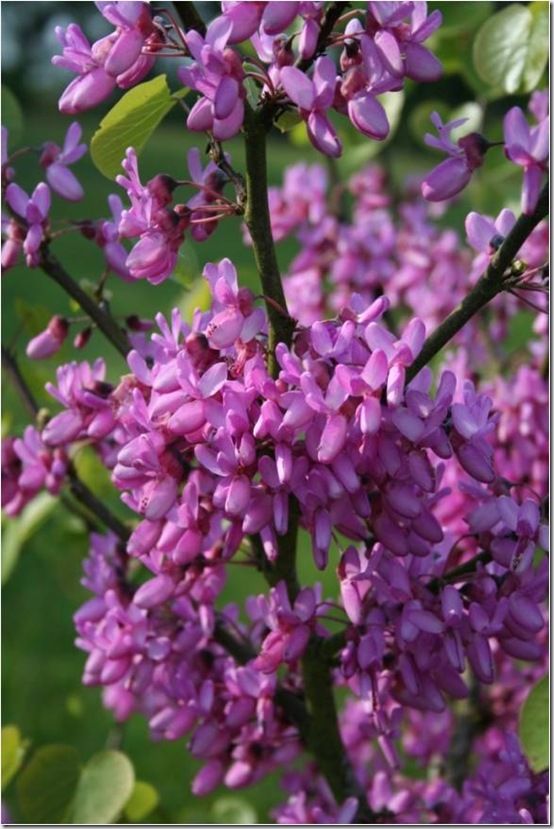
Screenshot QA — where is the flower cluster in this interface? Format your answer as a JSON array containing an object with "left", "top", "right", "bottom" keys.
[
  {"left": 52, "top": 2, "right": 443, "bottom": 156},
  {"left": 4, "top": 256, "right": 547, "bottom": 820}
]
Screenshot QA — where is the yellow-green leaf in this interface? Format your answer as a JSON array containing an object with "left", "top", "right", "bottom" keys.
[
  {"left": 124, "top": 780, "right": 159, "bottom": 822},
  {"left": 519, "top": 675, "right": 549, "bottom": 772},
  {"left": 2, "top": 725, "right": 29, "bottom": 790},
  {"left": 90, "top": 75, "right": 177, "bottom": 180},
  {"left": 17, "top": 745, "right": 80, "bottom": 823},
  {"left": 69, "top": 750, "right": 134, "bottom": 824},
  {"left": 523, "top": 2, "right": 549, "bottom": 93},
  {"left": 473, "top": 5, "right": 533, "bottom": 94}
]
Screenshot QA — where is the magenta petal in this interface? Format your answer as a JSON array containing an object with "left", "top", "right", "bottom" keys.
[
  {"left": 421, "top": 156, "right": 471, "bottom": 201},
  {"left": 46, "top": 163, "right": 83, "bottom": 201},
  {"left": 348, "top": 94, "right": 389, "bottom": 141},
  {"left": 307, "top": 110, "right": 342, "bottom": 158},
  {"left": 262, "top": 1, "right": 299, "bottom": 35},
  {"left": 318, "top": 414, "right": 347, "bottom": 463},
  {"left": 213, "top": 99, "right": 244, "bottom": 140},
  {"left": 214, "top": 75, "right": 239, "bottom": 120},
  {"left": 404, "top": 43, "right": 442, "bottom": 82},
  {"left": 134, "top": 574, "right": 174, "bottom": 609},
  {"left": 58, "top": 69, "right": 116, "bottom": 114},
  {"left": 503, "top": 106, "right": 530, "bottom": 152},
  {"left": 187, "top": 96, "right": 214, "bottom": 132},
  {"left": 280, "top": 66, "right": 315, "bottom": 110},
  {"left": 105, "top": 28, "right": 144, "bottom": 77},
  {"left": 465, "top": 211, "right": 495, "bottom": 252}
]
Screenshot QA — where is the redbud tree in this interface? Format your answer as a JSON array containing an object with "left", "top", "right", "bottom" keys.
[{"left": 1, "top": 1, "right": 549, "bottom": 824}]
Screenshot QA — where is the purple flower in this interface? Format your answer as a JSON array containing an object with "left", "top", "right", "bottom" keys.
[
  {"left": 5, "top": 181, "right": 51, "bottom": 266},
  {"left": 280, "top": 57, "right": 341, "bottom": 157},
  {"left": 465, "top": 208, "right": 516, "bottom": 278},
  {"left": 39, "top": 122, "right": 87, "bottom": 201},
  {"left": 26, "top": 315, "right": 69, "bottom": 360},
  {"left": 52, "top": 4, "right": 156, "bottom": 113},
  {"left": 421, "top": 112, "right": 489, "bottom": 202},
  {"left": 503, "top": 106, "right": 549, "bottom": 215},
  {"left": 178, "top": 17, "right": 245, "bottom": 141}
]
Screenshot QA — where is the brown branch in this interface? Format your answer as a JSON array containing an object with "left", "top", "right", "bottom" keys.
[
  {"left": 406, "top": 184, "right": 549, "bottom": 383},
  {"left": 296, "top": 2, "right": 349, "bottom": 72},
  {"left": 2, "top": 345, "right": 39, "bottom": 418},
  {"left": 171, "top": 1, "right": 206, "bottom": 35},
  {"left": 40, "top": 247, "right": 130, "bottom": 359}
]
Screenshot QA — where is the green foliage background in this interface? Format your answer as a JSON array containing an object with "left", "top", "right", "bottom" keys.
[{"left": 2, "top": 1, "right": 547, "bottom": 822}]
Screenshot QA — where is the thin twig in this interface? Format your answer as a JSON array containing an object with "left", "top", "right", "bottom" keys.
[
  {"left": 406, "top": 184, "right": 549, "bottom": 382},
  {"left": 40, "top": 247, "right": 130, "bottom": 358}
]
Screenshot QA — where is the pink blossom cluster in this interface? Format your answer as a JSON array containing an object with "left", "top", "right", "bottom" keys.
[
  {"left": 3, "top": 258, "right": 547, "bottom": 820},
  {"left": 52, "top": 2, "right": 443, "bottom": 156},
  {"left": 258, "top": 160, "right": 548, "bottom": 356},
  {"left": 422, "top": 89, "right": 549, "bottom": 204}
]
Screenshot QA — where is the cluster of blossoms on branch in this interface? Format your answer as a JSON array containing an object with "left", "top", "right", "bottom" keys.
[
  {"left": 3, "top": 257, "right": 548, "bottom": 820},
  {"left": 1, "top": 0, "right": 550, "bottom": 824}
]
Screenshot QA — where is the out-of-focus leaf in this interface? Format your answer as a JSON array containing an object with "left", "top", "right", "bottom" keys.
[
  {"left": 2, "top": 725, "right": 29, "bottom": 790},
  {"left": 288, "top": 120, "right": 311, "bottom": 148},
  {"left": 69, "top": 750, "right": 134, "bottom": 824},
  {"left": 449, "top": 102, "right": 484, "bottom": 141},
  {"left": 14, "top": 298, "right": 51, "bottom": 337},
  {"left": 17, "top": 745, "right": 80, "bottom": 823},
  {"left": 212, "top": 796, "right": 258, "bottom": 824},
  {"left": 523, "top": 2, "right": 549, "bottom": 93},
  {"left": 73, "top": 447, "right": 113, "bottom": 501},
  {"left": 178, "top": 277, "right": 212, "bottom": 323},
  {"left": 1, "top": 86, "right": 23, "bottom": 146},
  {"left": 2, "top": 493, "right": 57, "bottom": 584},
  {"left": 473, "top": 5, "right": 533, "bottom": 94},
  {"left": 275, "top": 110, "right": 303, "bottom": 133},
  {"left": 124, "top": 780, "right": 159, "bottom": 822},
  {"left": 430, "top": 1, "right": 493, "bottom": 34},
  {"left": 519, "top": 675, "right": 549, "bottom": 772},
  {"left": 172, "top": 245, "right": 200, "bottom": 289},
  {"left": 409, "top": 100, "right": 449, "bottom": 147},
  {"left": 90, "top": 75, "right": 177, "bottom": 179}
]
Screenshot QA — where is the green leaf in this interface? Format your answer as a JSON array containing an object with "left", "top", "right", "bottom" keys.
[
  {"left": 522, "top": 2, "right": 549, "bottom": 93},
  {"left": 15, "top": 297, "right": 51, "bottom": 337},
  {"left": 430, "top": 1, "right": 493, "bottom": 35},
  {"left": 473, "top": 4, "right": 533, "bottom": 94},
  {"left": 2, "top": 725, "right": 29, "bottom": 790},
  {"left": 449, "top": 102, "right": 484, "bottom": 141},
  {"left": 172, "top": 245, "right": 200, "bottom": 289},
  {"left": 212, "top": 796, "right": 258, "bottom": 824},
  {"left": 90, "top": 75, "right": 177, "bottom": 179},
  {"left": 178, "top": 277, "right": 212, "bottom": 323},
  {"left": 274, "top": 109, "right": 303, "bottom": 133},
  {"left": 124, "top": 780, "right": 159, "bottom": 822},
  {"left": 519, "top": 675, "right": 549, "bottom": 772},
  {"left": 1, "top": 85, "right": 23, "bottom": 146},
  {"left": 2, "top": 493, "right": 57, "bottom": 584},
  {"left": 69, "top": 750, "right": 135, "bottom": 824},
  {"left": 17, "top": 745, "right": 80, "bottom": 823}
]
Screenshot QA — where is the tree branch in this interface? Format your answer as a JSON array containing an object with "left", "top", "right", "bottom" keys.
[
  {"left": 243, "top": 105, "right": 295, "bottom": 375},
  {"left": 406, "top": 184, "right": 549, "bottom": 383},
  {"left": 40, "top": 247, "right": 130, "bottom": 359},
  {"left": 171, "top": 1, "right": 206, "bottom": 35},
  {"left": 296, "top": 2, "right": 349, "bottom": 72},
  {"left": 2, "top": 345, "right": 39, "bottom": 418}
]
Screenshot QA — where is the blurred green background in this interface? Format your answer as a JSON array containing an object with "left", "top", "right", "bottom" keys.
[{"left": 2, "top": 1, "right": 545, "bottom": 822}]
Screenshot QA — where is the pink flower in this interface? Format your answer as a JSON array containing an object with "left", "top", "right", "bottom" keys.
[
  {"left": 178, "top": 17, "right": 245, "bottom": 141},
  {"left": 5, "top": 182, "right": 51, "bottom": 266},
  {"left": 421, "top": 112, "right": 489, "bottom": 202},
  {"left": 280, "top": 57, "right": 341, "bottom": 157},
  {"left": 503, "top": 106, "right": 549, "bottom": 215},
  {"left": 26, "top": 316, "right": 69, "bottom": 360},
  {"left": 39, "top": 122, "right": 87, "bottom": 201}
]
